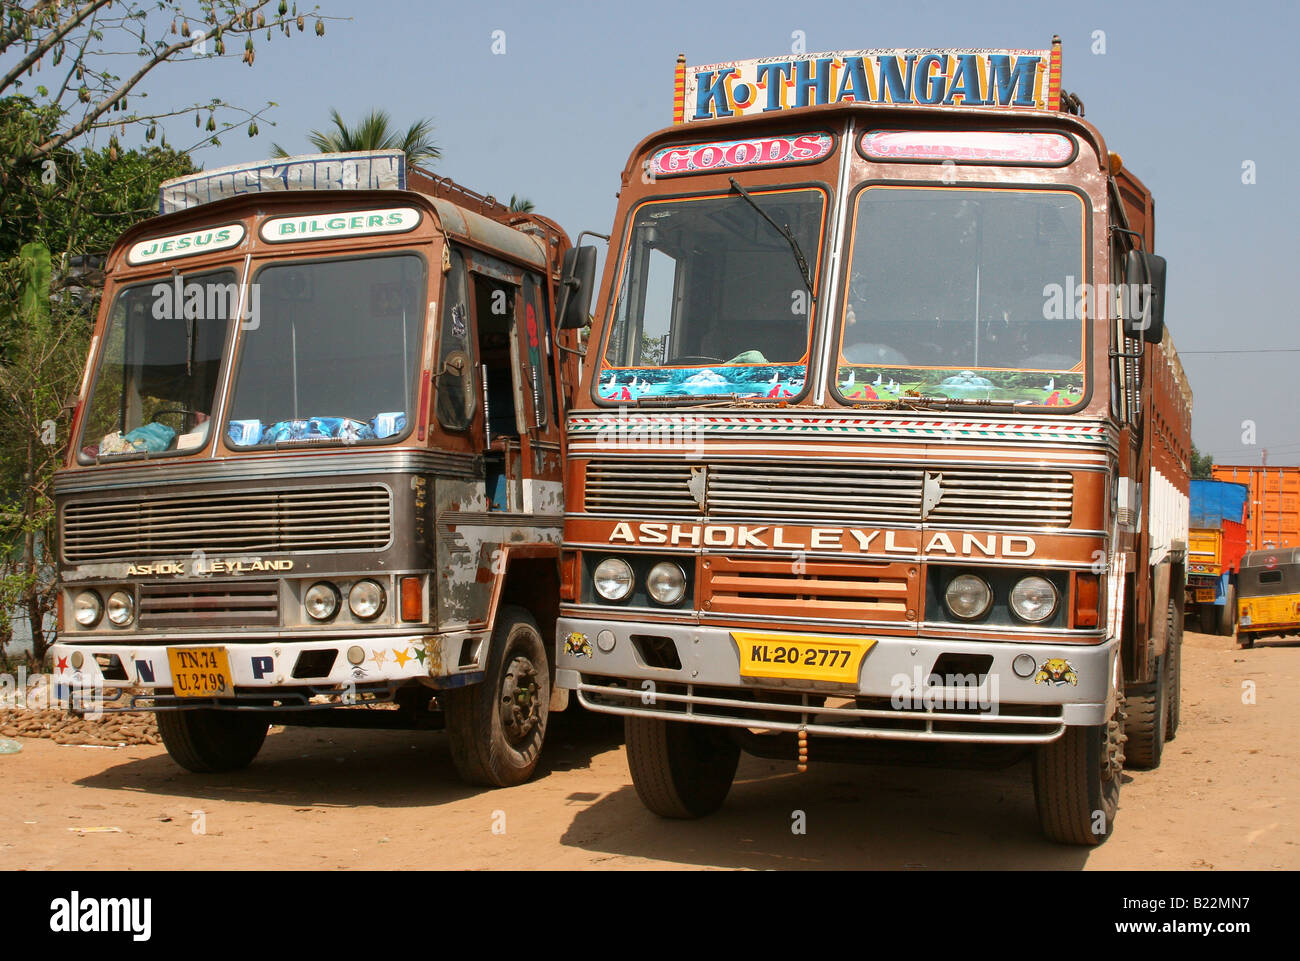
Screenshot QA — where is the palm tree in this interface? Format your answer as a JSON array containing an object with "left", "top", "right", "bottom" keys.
[
  {"left": 271, "top": 109, "right": 440, "bottom": 165},
  {"left": 508, "top": 195, "right": 535, "bottom": 213}
]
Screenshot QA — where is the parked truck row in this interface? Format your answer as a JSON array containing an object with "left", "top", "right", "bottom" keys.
[{"left": 51, "top": 38, "right": 1192, "bottom": 845}]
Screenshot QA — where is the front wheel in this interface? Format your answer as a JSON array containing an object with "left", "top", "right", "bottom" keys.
[
  {"left": 156, "top": 709, "right": 269, "bottom": 773},
  {"left": 442, "top": 605, "right": 550, "bottom": 787},
  {"left": 1033, "top": 694, "right": 1125, "bottom": 845},
  {"left": 625, "top": 716, "right": 740, "bottom": 818}
]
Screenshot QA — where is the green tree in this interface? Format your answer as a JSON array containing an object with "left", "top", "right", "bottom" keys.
[
  {"left": 1, "top": 98, "right": 196, "bottom": 263},
  {"left": 1191, "top": 443, "right": 1214, "bottom": 480},
  {"left": 508, "top": 194, "right": 535, "bottom": 213},
  {"left": 1, "top": 1, "right": 334, "bottom": 662},
  {"left": 272, "top": 108, "right": 440, "bottom": 165}
]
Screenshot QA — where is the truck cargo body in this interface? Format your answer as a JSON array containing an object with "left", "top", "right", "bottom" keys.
[{"left": 1212, "top": 465, "right": 1300, "bottom": 552}]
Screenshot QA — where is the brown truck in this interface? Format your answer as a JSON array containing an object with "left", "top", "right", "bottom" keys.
[{"left": 555, "top": 40, "right": 1191, "bottom": 844}]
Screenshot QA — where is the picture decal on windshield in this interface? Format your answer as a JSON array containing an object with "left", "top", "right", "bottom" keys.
[
  {"left": 835, "top": 366, "right": 1082, "bottom": 406},
  {"left": 599, "top": 364, "right": 808, "bottom": 402}
]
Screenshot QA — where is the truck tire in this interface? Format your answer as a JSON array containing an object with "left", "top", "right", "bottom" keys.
[
  {"left": 156, "top": 709, "right": 269, "bottom": 773},
  {"left": 1033, "top": 694, "right": 1124, "bottom": 845},
  {"left": 625, "top": 716, "right": 740, "bottom": 818},
  {"left": 1125, "top": 597, "right": 1174, "bottom": 768},
  {"left": 443, "top": 606, "right": 549, "bottom": 787},
  {"left": 1165, "top": 602, "right": 1182, "bottom": 741},
  {"left": 1216, "top": 583, "right": 1236, "bottom": 636},
  {"left": 1196, "top": 604, "right": 1215, "bottom": 635},
  {"left": 1124, "top": 656, "right": 1166, "bottom": 769}
]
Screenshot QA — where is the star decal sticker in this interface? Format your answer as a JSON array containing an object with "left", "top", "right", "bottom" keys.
[
  {"left": 370, "top": 648, "right": 388, "bottom": 669},
  {"left": 411, "top": 643, "right": 428, "bottom": 665},
  {"left": 56, "top": 656, "right": 68, "bottom": 671},
  {"left": 392, "top": 647, "right": 412, "bottom": 668}
]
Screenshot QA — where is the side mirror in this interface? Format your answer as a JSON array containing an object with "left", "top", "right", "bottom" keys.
[
  {"left": 557, "top": 246, "right": 597, "bottom": 330},
  {"left": 1123, "top": 250, "right": 1167, "bottom": 344}
]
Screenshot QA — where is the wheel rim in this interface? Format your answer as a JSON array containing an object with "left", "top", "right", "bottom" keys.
[{"left": 499, "top": 654, "right": 541, "bottom": 745}]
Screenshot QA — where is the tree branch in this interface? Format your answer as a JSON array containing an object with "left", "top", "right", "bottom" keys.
[{"left": 0, "top": 0, "right": 114, "bottom": 97}]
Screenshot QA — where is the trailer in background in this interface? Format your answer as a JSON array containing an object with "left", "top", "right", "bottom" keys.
[
  {"left": 1186, "top": 479, "right": 1249, "bottom": 635},
  {"left": 1212, "top": 465, "right": 1300, "bottom": 552}
]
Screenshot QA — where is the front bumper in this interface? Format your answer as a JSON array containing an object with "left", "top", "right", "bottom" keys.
[
  {"left": 48, "top": 631, "right": 486, "bottom": 712},
  {"left": 556, "top": 617, "right": 1117, "bottom": 744}
]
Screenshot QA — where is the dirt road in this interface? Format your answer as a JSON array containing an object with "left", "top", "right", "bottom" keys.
[{"left": 2, "top": 630, "right": 1296, "bottom": 870}]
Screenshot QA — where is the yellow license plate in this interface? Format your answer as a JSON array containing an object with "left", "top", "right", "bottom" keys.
[
  {"left": 732, "top": 632, "right": 875, "bottom": 684},
  {"left": 166, "top": 646, "right": 233, "bottom": 697},
  {"left": 1195, "top": 589, "right": 1215, "bottom": 603}
]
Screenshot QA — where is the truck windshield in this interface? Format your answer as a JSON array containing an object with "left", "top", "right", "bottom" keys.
[
  {"left": 78, "top": 269, "right": 236, "bottom": 461},
  {"left": 225, "top": 253, "right": 426, "bottom": 448},
  {"left": 835, "top": 187, "right": 1086, "bottom": 407},
  {"left": 598, "top": 188, "right": 825, "bottom": 402}
]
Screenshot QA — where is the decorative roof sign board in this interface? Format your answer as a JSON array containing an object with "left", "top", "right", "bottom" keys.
[
  {"left": 158, "top": 150, "right": 407, "bottom": 214},
  {"left": 673, "top": 41, "right": 1061, "bottom": 123}
]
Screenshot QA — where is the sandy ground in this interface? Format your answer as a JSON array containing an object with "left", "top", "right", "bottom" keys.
[{"left": 1, "top": 629, "right": 1296, "bottom": 870}]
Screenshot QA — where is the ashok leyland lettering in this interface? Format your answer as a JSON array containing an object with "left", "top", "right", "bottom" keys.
[
  {"left": 556, "top": 40, "right": 1192, "bottom": 844},
  {"left": 51, "top": 151, "right": 587, "bottom": 787}
]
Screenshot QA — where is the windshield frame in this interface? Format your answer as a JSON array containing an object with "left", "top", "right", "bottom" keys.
[
  {"left": 828, "top": 179, "right": 1093, "bottom": 412},
  {"left": 75, "top": 266, "right": 242, "bottom": 464},
  {"left": 592, "top": 181, "right": 832, "bottom": 408},
  {"left": 220, "top": 248, "right": 430, "bottom": 453}
]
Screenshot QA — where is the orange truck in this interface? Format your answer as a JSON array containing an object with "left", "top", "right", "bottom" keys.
[
  {"left": 1185, "top": 480, "right": 1249, "bottom": 635},
  {"left": 1212, "top": 464, "right": 1300, "bottom": 552},
  {"left": 553, "top": 39, "right": 1191, "bottom": 845}
]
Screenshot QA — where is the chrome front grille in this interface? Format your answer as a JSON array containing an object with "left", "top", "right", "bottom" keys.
[
  {"left": 924, "top": 470, "right": 1074, "bottom": 528},
  {"left": 583, "top": 460, "right": 1072, "bottom": 529},
  {"left": 707, "top": 464, "right": 924, "bottom": 524},
  {"left": 583, "top": 462, "right": 698, "bottom": 515},
  {"left": 62, "top": 485, "right": 392, "bottom": 562}
]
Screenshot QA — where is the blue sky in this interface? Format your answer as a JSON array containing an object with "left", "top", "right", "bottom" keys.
[{"left": 23, "top": 0, "right": 1300, "bottom": 463}]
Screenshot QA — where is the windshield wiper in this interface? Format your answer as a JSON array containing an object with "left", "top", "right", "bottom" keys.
[
  {"left": 728, "top": 177, "right": 816, "bottom": 303},
  {"left": 849, "top": 396, "right": 1031, "bottom": 413},
  {"left": 632, "top": 393, "right": 740, "bottom": 408}
]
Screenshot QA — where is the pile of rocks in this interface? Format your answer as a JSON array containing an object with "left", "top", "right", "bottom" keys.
[{"left": 0, "top": 708, "right": 159, "bottom": 746}]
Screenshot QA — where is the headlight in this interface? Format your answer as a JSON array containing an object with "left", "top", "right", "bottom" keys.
[
  {"left": 646, "top": 562, "right": 687, "bottom": 605},
  {"left": 348, "top": 580, "right": 386, "bottom": 620},
  {"left": 592, "top": 557, "right": 634, "bottom": 601},
  {"left": 1010, "top": 576, "right": 1058, "bottom": 623},
  {"left": 73, "top": 591, "right": 102, "bottom": 627},
  {"left": 106, "top": 590, "right": 135, "bottom": 627},
  {"left": 945, "top": 574, "right": 992, "bottom": 620},
  {"left": 305, "top": 582, "right": 341, "bottom": 621}
]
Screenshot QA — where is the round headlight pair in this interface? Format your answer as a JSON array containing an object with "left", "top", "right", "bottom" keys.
[
  {"left": 305, "top": 580, "right": 385, "bottom": 621},
  {"left": 592, "top": 558, "right": 687, "bottom": 606},
  {"left": 73, "top": 590, "right": 133, "bottom": 628},
  {"left": 944, "top": 574, "right": 1058, "bottom": 623}
]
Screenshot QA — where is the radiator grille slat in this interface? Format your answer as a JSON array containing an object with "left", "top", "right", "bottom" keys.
[
  {"left": 138, "top": 580, "right": 280, "bottom": 629},
  {"left": 704, "top": 558, "right": 915, "bottom": 621},
  {"left": 62, "top": 485, "right": 392, "bottom": 562}
]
